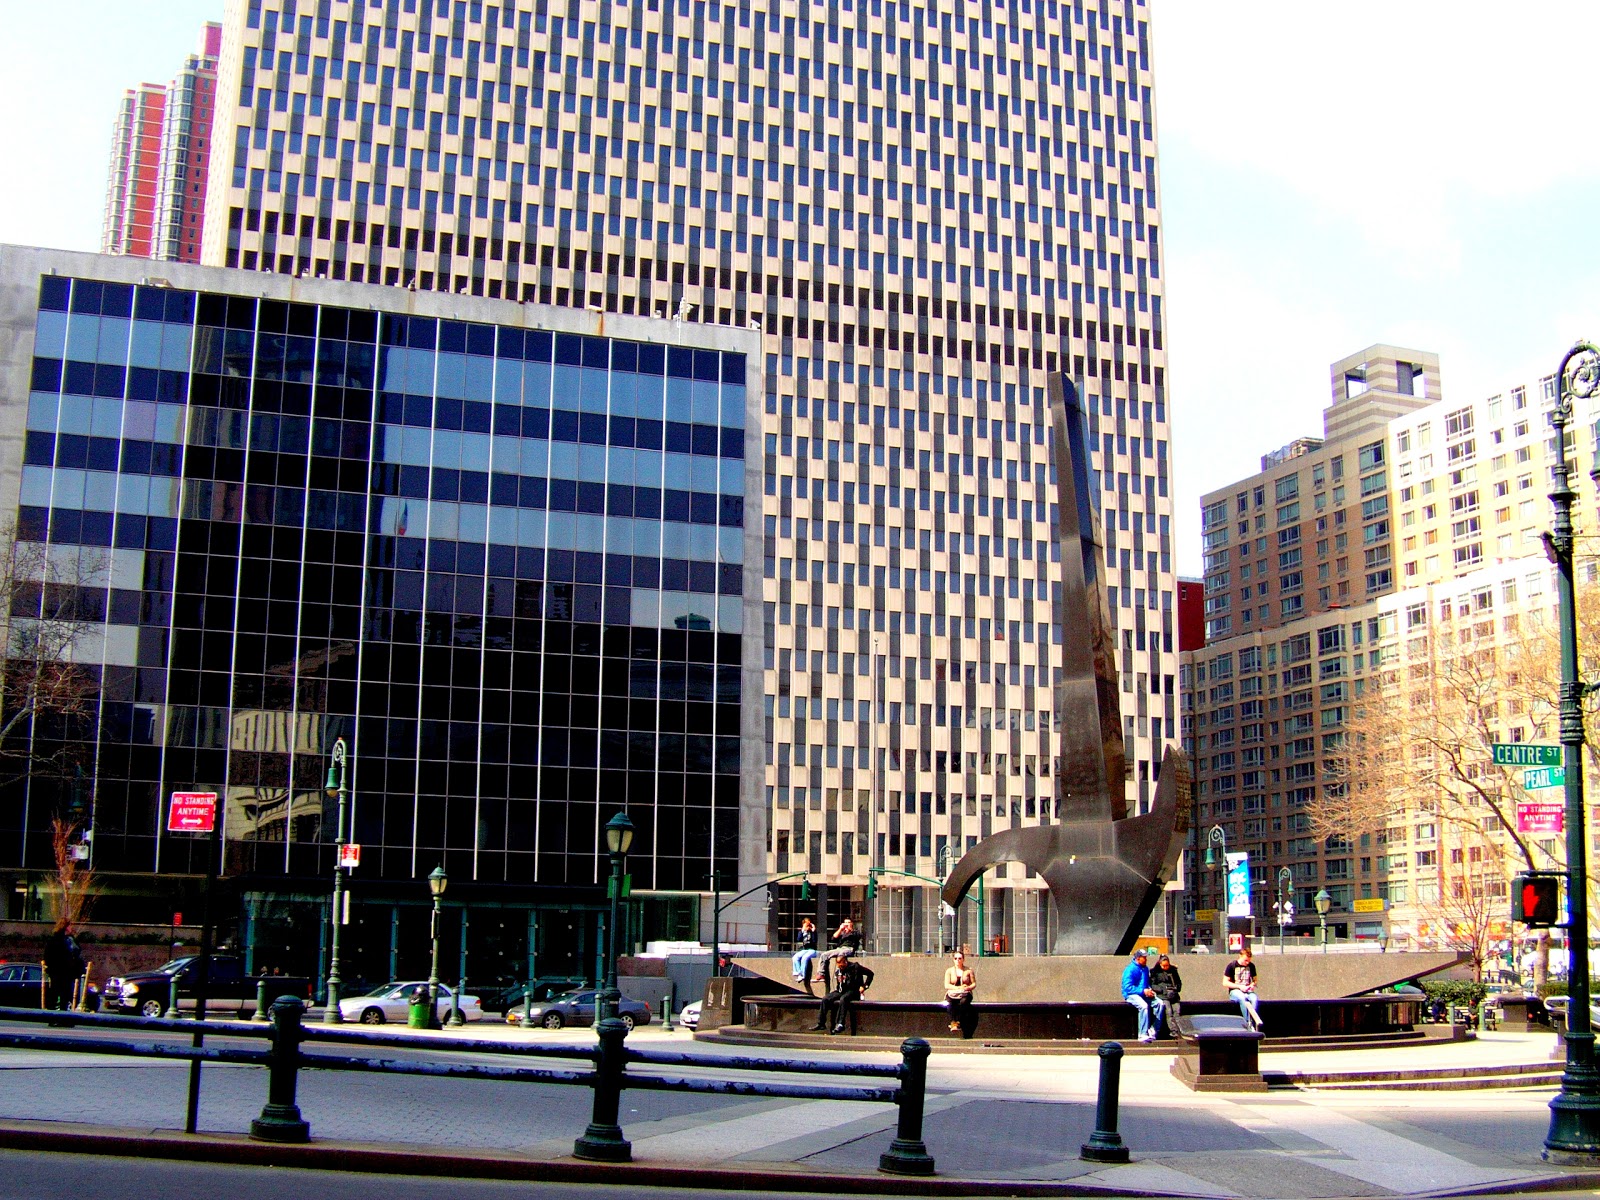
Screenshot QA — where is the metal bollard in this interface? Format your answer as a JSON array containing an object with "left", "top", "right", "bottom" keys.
[
  {"left": 878, "top": 1037, "right": 935, "bottom": 1175},
  {"left": 661, "top": 996, "right": 673, "bottom": 1030},
  {"left": 448, "top": 978, "right": 466, "bottom": 1027},
  {"left": 573, "top": 1017, "right": 632, "bottom": 1162},
  {"left": 1080, "top": 1041, "right": 1130, "bottom": 1163},
  {"left": 521, "top": 985, "right": 534, "bottom": 1029},
  {"left": 164, "top": 975, "right": 181, "bottom": 1020},
  {"left": 250, "top": 997, "right": 311, "bottom": 1143},
  {"left": 253, "top": 978, "right": 270, "bottom": 1023}
]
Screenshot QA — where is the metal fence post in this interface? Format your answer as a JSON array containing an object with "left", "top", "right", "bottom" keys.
[
  {"left": 253, "top": 979, "right": 270, "bottom": 1022},
  {"left": 1080, "top": 1040, "right": 1130, "bottom": 1163},
  {"left": 878, "top": 1037, "right": 935, "bottom": 1175},
  {"left": 250, "top": 996, "right": 310, "bottom": 1143},
  {"left": 573, "top": 1016, "right": 632, "bottom": 1161}
]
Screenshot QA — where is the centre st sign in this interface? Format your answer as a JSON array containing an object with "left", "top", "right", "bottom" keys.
[{"left": 1492, "top": 743, "right": 1561, "bottom": 768}]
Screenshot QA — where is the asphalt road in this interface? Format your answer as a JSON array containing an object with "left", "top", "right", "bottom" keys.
[{"left": 0, "top": 1151, "right": 845, "bottom": 1200}]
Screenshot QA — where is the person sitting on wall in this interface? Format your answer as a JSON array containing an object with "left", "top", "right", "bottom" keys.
[
  {"left": 1149, "top": 952, "right": 1183, "bottom": 1036},
  {"left": 812, "top": 918, "right": 863, "bottom": 988},
  {"left": 942, "top": 949, "right": 976, "bottom": 1037},
  {"left": 1120, "top": 947, "right": 1165, "bottom": 1044},
  {"left": 813, "top": 948, "right": 874, "bottom": 1035},
  {"left": 791, "top": 918, "right": 818, "bottom": 983},
  {"left": 1223, "top": 945, "right": 1263, "bottom": 1032}
]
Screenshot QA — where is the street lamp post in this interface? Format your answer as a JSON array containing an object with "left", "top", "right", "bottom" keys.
[
  {"left": 599, "top": 812, "right": 634, "bottom": 1025},
  {"left": 427, "top": 865, "right": 447, "bottom": 1029},
  {"left": 1314, "top": 887, "right": 1331, "bottom": 954},
  {"left": 1545, "top": 340, "right": 1600, "bottom": 1159},
  {"left": 1204, "top": 824, "right": 1227, "bottom": 947},
  {"left": 323, "top": 738, "right": 349, "bottom": 1024},
  {"left": 1276, "top": 867, "right": 1294, "bottom": 954}
]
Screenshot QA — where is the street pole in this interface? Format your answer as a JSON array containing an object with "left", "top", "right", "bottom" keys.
[
  {"left": 1545, "top": 340, "right": 1600, "bottom": 1159},
  {"left": 323, "top": 738, "right": 348, "bottom": 1024},
  {"left": 710, "top": 870, "right": 721, "bottom": 978},
  {"left": 427, "top": 865, "right": 447, "bottom": 1029},
  {"left": 1205, "top": 824, "right": 1227, "bottom": 948},
  {"left": 598, "top": 812, "right": 634, "bottom": 1025},
  {"left": 1277, "top": 867, "right": 1292, "bottom": 955}
]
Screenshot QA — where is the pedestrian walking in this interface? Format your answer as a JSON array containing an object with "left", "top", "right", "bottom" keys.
[
  {"left": 1120, "top": 947, "right": 1164, "bottom": 1043},
  {"left": 1223, "top": 946, "right": 1263, "bottom": 1032},
  {"left": 813, "top": 948, "right": 874, "bottom": 1035},
  {"left": 790, "top": 918, "right": 818, "bottom": 983},
  {"left": 1150, "top": 952, "right": 1183, "bottom": 1035},
  {"left": 42, "top": 920, "right": 85, "bottom": 1012},
  {"left": 942, "top": 949, "right": 976, "bottom": 1037}
]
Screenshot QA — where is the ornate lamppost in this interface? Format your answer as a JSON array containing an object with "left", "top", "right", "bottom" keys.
[
  {"left": 1276, "top": 867, "right": 1294, "bottom": 954},
  {"left": 427, "top": 865, "right": 447, "bottom": 1029},
  {"left": 323, "top": 737, "right": 349, "bottom": 1024},
  {"left": 1544, "top": 340, "right": 1600, "bottom": 1159},
  {"left": 598, "top": 812, "right": 635, "bottom": 1024},
  {"left": 1314, "top": 887, "right": 1331, "bottom": 953},
  {"left": 1204, "top": 824, "right": 1227, "bottom": 946}
]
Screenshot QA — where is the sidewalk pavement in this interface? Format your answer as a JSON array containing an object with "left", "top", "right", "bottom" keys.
[{"left": 1, "top": 1017, "right": 1597, "bottom": 1198}]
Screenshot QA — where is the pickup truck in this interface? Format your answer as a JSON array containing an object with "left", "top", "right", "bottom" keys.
[{"left": 103, "top": 955, "right": 308, "bottom": 1018}]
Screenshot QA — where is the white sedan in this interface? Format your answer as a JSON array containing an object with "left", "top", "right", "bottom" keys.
[{"left": 338, "top": 981, "right": 484, "bottom": 1024}]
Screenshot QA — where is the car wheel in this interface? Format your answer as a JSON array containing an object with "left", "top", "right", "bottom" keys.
[
  {"left": 140, "top": 999, "right": 163, "bottom": 1018},
  {"left": 360, "top": 1007, "right": 385, "bottom": 1025},
  {"left": 620, "top": 1013, "right": 636, "bottom": 1032},
  {"left": 541, "top": 1012, "right": 564, "bottom": 1030}
]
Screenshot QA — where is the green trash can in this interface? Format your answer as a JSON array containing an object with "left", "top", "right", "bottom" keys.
[{"left": 407, "top": 986, "right": 431, "bottom": 1029}]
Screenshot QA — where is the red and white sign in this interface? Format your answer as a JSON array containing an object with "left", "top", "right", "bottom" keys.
[
  {"left": 338, "top": 843, "right": 361, "bottom": 869},
  {"left": 167, "top": 792, "right": 217, "bottom": 833},
  {"left": 1518, "top": 802, "right": 1564, "bottom": 835}
]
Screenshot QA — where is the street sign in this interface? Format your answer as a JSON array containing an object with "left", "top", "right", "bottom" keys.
[
  {"left": 1518, "top": 802, "right": 1565, "bottom": 834},
  {"left": 1492, "top": 743, "right": 1560, "bottom": 768},
  {"left": 1524, "top": 766, "right": 1566, "bottom": 790},
  {"left": 167, "top": 792, "right": 217, "bottom": 833},
  {"left": 339, "top": 843, "right": 361, "bottom": 868},
  {"left": 1352, "top": 897, "right": 1387, "bottom": 914},
  {"left": 1194, "top": 908, "right": 1217, "bottom": 922}
]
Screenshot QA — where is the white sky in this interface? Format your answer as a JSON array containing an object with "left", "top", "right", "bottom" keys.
[{"left": 4, "top": 3, "right": 1599, "bottom": 577}]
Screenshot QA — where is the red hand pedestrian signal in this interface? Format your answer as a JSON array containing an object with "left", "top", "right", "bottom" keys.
[{"left": 1513, "top": 873, "right": 1562, "bottom": 927}]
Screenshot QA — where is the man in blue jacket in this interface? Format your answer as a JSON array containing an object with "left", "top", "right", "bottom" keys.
[{"left": 1121, "top": 948, "right": 1164, "bottom": 1043}]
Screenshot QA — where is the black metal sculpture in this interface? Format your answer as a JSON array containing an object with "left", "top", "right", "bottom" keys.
[{"left": 941, "top": 375, "right": 1190, "bottom": 955}]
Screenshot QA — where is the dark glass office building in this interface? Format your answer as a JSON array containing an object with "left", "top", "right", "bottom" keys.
[{"left": 0, "top": 246, "right": 763, "bottom": 986}]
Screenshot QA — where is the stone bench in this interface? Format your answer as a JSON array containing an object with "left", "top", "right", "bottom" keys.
[
  {"left": 1170, "top": 1014, "right": 1266, "bottom": 1092},
  {"left": 739, "top": 995, "right": 1158, "bottom": 1041}
]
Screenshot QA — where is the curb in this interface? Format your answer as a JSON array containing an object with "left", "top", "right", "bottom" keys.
[{"left": 2, "top": 1121, "right": 1600, "bottom": 1198}]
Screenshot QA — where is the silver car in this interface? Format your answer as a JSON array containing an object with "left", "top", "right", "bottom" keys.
[
  {"left": 512, "top": 989, "right": 652, "bottom": 1031},
  {"left": 338, "top": 981, "right": 484, "bottom": 1025}
]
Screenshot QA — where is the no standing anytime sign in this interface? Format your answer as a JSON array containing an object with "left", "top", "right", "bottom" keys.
[{"left": 168, "top": 792, "right": 217, "bottom": 834}]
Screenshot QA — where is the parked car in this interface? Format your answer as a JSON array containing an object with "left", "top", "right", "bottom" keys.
[
  {"left": 479, "top": 977, "right": 589, "bottom": 1018},
  {"left": 0, "top": 961, "right": 100, "bottom": 1011},
  {"left": 679, "top": 1000, "right": 702, "bottom": 1030},
  {"left": 509, "top": 989, "right": 652, "bottom": 1031},
  {"left": 1541, "top": 995, "right": 1600, "bottom": 1029},
  {"left": 104, "top": 956, "right": 305, "bottom": 1018},
  {"left": 338, "top": 981, "right": 484, "bottom": 1025}
]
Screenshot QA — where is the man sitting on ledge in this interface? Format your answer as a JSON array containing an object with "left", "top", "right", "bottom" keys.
[
  {"left": 1121, "top": 947, "right": 1165, "bottom": 1044},
  {"left": 813, "top": 947, "right": 874, "bottom": 1035}
]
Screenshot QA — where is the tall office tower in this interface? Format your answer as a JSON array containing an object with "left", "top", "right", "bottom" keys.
[
  {"left": 152, "top": 23, "right": 225, "bottom": 264},
  {"left": 202, "top": 0, "right": 1177, "bottom": 953},
  {"left": 103, "top": 85, "right": 167, "bottom": 258},
  {"left": 103, "top": 23, "right": 223, "bottom": 264}
]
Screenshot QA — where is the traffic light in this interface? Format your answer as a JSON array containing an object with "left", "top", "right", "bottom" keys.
[
  {"left": 865, "top": 873, "right": 878, "bottom": 899},
  {"left": 799, "top": 878, "right": 812, "bottom": 901},
  {"left": 1512, "top": 873, "right": 1563, "bottom": 927}
]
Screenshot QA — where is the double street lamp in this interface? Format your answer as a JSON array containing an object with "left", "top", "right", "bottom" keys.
[
  {"left": 1543, "top": 341, "right": 1600, "bottom": 1159},
  {"left": 598, "top": 812, "right": 635, "bottom": 1024},
  {"left": 427, "top": 865, "right": 448, "bottom": 1029},
  {"left": 323, "top": 737, "right": 350, "bottom": 1024}
]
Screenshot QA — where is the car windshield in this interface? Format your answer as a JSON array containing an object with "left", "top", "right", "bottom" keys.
[{"left": 157, "top": 958, "right": 196, "bottom": 975}]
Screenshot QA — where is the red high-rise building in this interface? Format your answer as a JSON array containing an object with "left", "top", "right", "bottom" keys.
[
  {"left": 103, "top": 22, "right": 221, "bottom": 263},
  {"left": 102, "top": 84, "right": 166, "bottom": 258}
]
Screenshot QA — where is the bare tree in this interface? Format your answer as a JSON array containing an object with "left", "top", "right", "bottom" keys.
[{"left": 47, "top": 815, "right": 94, "bottom": 927}]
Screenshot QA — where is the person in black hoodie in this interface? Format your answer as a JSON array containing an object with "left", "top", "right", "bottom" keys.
[
  {"left": 1149, "top": 953, "right": 1183, "bottom": 1036},
  {"left": 813, "top": 948, "right": 874, "bottom": 1034}
]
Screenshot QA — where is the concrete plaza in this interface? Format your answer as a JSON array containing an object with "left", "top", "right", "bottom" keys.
[{"left": 0, "top": 1019, "right": 1594, "bottom": 1197}]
